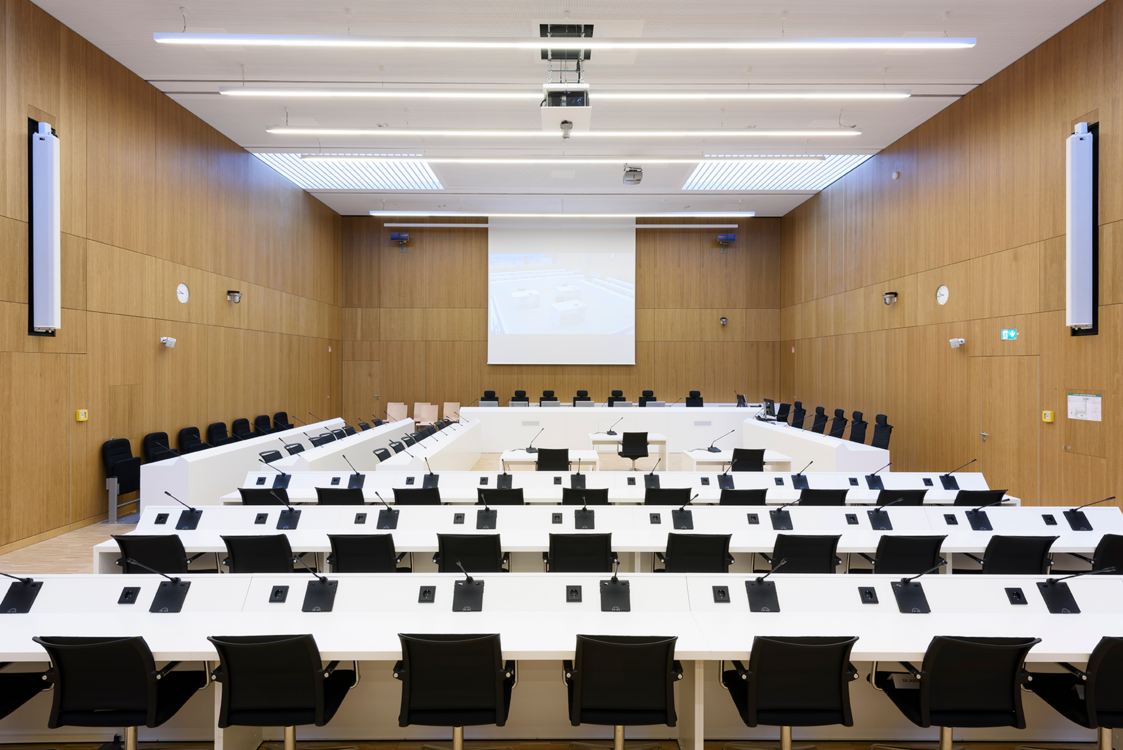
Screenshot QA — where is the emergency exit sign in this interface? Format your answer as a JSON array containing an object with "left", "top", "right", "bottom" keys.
[{"left": 1001, "top": 328, "right": 1019, "bottom": 340}]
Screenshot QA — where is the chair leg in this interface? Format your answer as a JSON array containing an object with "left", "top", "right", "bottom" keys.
[
  {"left": 423, "top": 726, "right": 514, "bottom": 750},
  {"left": 264, "top": 725, "right": 358, "bottom": 750},
  {"left": 570, "top": 725, "right": 662, "bottom": 750},
  {"left": 870, "top": 726, "right": 963, "bottom": 750},
  {"left": 722, "top": 725, "right": 815, "bottom": 750},
  {"left": 1016, "top": 725, "right": 1113, "bottom": 750}
]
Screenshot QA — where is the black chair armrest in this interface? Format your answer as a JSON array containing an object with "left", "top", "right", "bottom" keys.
[
  {"left": 152, "top": 662, "right": 180, "bottom": 680},
  {"left": 963, "top": 553, "right": 984, "bottom": 565},
  {"left": 502, "top": 660, "right": 516, "bottom": 681},
  {"left": 833, "top": 556, "right": 843, "bottom": 567},
  {"left": 210, "top": 663, "right": 225, "bottom": 684},
  {"left": 655, "top": 551, "right": 667, "bottom": 564},
  {"left": 391, "top": 660, "right": 405, "bottom": 680},
  {"left": 221, "top": 557, "right": 230, "bottom": 568},
  {"left": 115, "top": 557, "right": 124, "bottom": 567},
  {"left": 671, "top": 660, "right": 684, "bottom": 681},
  {"left": 1057, "top": 662, "right": 1088, "bottom": 680},
  {"left": 726, "top": 554, "right": 735, "bottom": 565},
  {"left": 432, "top": 553, "right": 440, "bottom": 565},
  {"left": 846, "top": 662, "right": 859, "bottom": 681},
  {"left": 899, "top": 662, "right": 922, "bottom": 679},
  {"left": 320, "top": 660, "right": 340, "bottom": 678},
  {"left": 563, "top": 660, "right": 575, "bottom": 683},
  {"left": 1069, "top": 553, "right": 1095, "bottom": 564},
  {"left": 395, "top": 552, "right": 407, "bottom": 564},
  {"left": 502, "top": 552, "right": 510, "bottom": 571},
  {"left": 542, "top": 552, "right": 550, "bottom": 566},
  {"left": 325, "top": 555, "right": 335, "bottom": 566},
  {"left": 186, "top": 552, "right": 207, "bottom": 564},
  {"left": 758, "top": 552, "right": 773, "bottom": 565},
  {"left": 858, "top": 553, "right": 876, "bottom": 564},
  {"left": 729, "top": 660, "right": 751, "bottom": 682}
]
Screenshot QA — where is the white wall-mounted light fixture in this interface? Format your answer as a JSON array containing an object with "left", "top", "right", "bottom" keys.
[
  {"left": 227, "top": 290, "right": 242, "bottom": 303},
  {"left": 160, "top": 337, "right": 177, "bottom": 348},
  {"left": 882, "top": 291, "right": 898, "bottom": 305}
]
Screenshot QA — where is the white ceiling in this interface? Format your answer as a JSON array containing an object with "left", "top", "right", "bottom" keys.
[{"left": 33, "top": 0, "right": 1103, "bottom": 216}]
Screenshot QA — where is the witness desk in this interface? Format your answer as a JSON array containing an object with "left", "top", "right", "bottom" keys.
[
  {"left": 500, "top": 449, "right": 600, "bottom": 471},
  {"left": 589, "top": 432, "right": 669, "bottom": 467},
  {"left": 2, "top": 572, "right": 1120, "bottom": 748},
  {"left": 682, "top": 448, "right": 793, "bottom": 472},
  {"left": 221, "top": 470, "right": 1004, "bottom": 506},
  {"left": 94, "top": 504, "right": 1121, "bottom": 575}
]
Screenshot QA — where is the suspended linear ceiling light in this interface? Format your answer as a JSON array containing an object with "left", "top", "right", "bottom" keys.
[
  {"left": 220, "top": 87, "right": 910, "bottom": 100},
  {"left": 267, "top": 128, "right": 861, "bottom": 137},
  {"left": 298, "top": 155, "right": 827, "bottom": 164}
]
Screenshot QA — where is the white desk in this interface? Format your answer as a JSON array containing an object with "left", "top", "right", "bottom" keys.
[
  {"left": 589, "top": 432, "right": 668, "bottom": 467},
  {"left": 743, "top": 418, "right": 889, "bottom": 473},
  {"left": 272, "top": 419, "right": 417, "bottom": 473},
  {"left": 550, "top": 300, "right": 586, "bottom": 325},
  {"left": 375, "top": 419, "right": 482, "bottom": 472},
  {"left": 682, "top": 449, "right": 792, "bottom": 472},
  {"left": 501, "top": 449, "right": 600, "bottom": 471}
]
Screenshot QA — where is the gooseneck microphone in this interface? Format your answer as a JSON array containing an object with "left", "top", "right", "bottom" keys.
[
  {"left": 669, "top": 397, "right": 683, "bottom": 406},
  {"left": 900, "top": 560, "right": 946, "bottom": 585},
  {"left": 526, "top": 428, "right": 544, "bottom": 454},
  {"left": 290, "top": 415, "right": 308, "bottom": 425},
  {"left": 968, "top": 498, "right": 1008, "bottom": 515},
  {"left": 164, "top": 490, "right": 197, "bottom": 512},
  {"left": 874, "top": 497, "right": 907, "bottom": 514},
  {"left": 755, "top": 558, "right": 787, "bottom": 585},
  {"left": 293, "top": 555, "right": 328, "bottom": 583},
  {"left": 222, "top": 428, "right": 247, "bottom": 441},
  {"left": 308, "top": 412, "right": 322, "bottom": 423},
  {"left": 341, "top": 454, "right": 360, "bottom": 474},
  {"left": 1, "top": 571, "right": 34, "bottom": 585},
  {"left": 795, "top": 460, "right": 813, "bottom": 476},
  {"left": 647, "top": 458, "right": 662, "bottom": 476},
  {"left": 870, "top": 462, "right": 892, "bottom": 475},
  {"left": 943, "top": 459, "right": 977, "bottom": 478},
  {"left": 606, "top": 418, "right": 624, "bottom": 436},
  {"left": 374, "top": 491, "right": 393, "bottom": 511},
  {"left": 1073, "top": 496, "right": 1116, "bottom": 511},
  {"left": 776, "top": 497, "right": 801, "bottom": 512},
  {"left": 259, "top": 459, "right": 290, "bottom": 479},
  {"left": 705, "top": 429, "right": 735, "bottom": 453},
  {"left": 610, "top": 557, "right": 621, "bottom": 584},
  {"left": 425, "top": 458, "right": 437, "bottom": 476},
  {"left": 124, "top": 558, "right": 181, "bottom": 584},
  {"left": 1046, "top": 566, "right": 1117, "bottom": 585},
  {"left": 269, "top": 490, "right": 296, "bottom": 513},
  {"left": 680, "top": 494, "right": 699, "bottom": 512},
  {"left": 455, "top": 559, "right": 474, "bottom": 584}
]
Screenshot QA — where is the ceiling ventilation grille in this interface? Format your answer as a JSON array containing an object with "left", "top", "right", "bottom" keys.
[
  {"left": 684, "top": 154, "right": 874, "bottom": 190},
  {"left": 253, "top": 153, "right": 442, "bottom": 190}
]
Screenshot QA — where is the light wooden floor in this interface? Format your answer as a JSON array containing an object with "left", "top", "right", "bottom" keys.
[{"left": 0, "top": 453, "right": 676, "bottom": 575}]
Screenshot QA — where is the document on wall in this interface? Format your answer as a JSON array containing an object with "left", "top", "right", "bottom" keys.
[{"left": 1067, "top": 393, "right": 1102, "bottom": 422}]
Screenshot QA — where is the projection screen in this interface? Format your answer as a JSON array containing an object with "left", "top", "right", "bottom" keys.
[{"left": 487, "top": 219, "right": 636, "bottom": 365}]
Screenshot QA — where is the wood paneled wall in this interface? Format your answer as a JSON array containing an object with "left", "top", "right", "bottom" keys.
[
  {"left": 341, "top": 217, "right": 781, "bottom": 426},
  {"left": 0, "top": 0, "right": 342, "bottom": 551},
  {"left": 779, "top": 0, "right": 1123, "bottom": 507}
]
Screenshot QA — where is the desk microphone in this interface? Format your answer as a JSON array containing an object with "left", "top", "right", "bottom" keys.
[
  {"left": 899, "top": 560, "right": 946, "bottom": 585},
  {"left": 873, "top": 497, "right": 907, "bottom": 514},
  {"left": 680, "top": 494, "right": 698, "bottom": 512},
  {"left": 455, "top": 559, "right": 474, "bottom": 584},
  {"left": 163, "top": 490, "right": 196, "bottom": 512},
  {"left": 402, "top": 449, "right": 417, "bottom": 460},
  {"left": 940, "top": 458, "right": 977, "bottom": 489},
  {"left": 149, "top": 439, "right": 178, "bottom": 459},
  {"left": 828, "top": 421, "right": 847, "bottom": 438},
  {"left": 870, "top": 462, "right": 891, "bottom": 475},
  {"left": 1073, "top": 496, "right": 1116, "bottom": 511},
  {"left": 223, "top": 428, "right": 248, "bottom": 441},
  {"left": 755, "top": 558, "right": 787, "bottom": 585},
  {"left": 647, "top": 458, "right": 662, "bottom": 476},
  {"left": 775, "top": 497, "right": 801, "bottom": 512},
  {"left": 1045, "top": 566, "right": 1117, "bottom": 585},
  {"left": 462, "top": 399, "right": 480, "bottom": 423},
  {"left": 308, "top": 412, "right": 323, "bottom": 423},
  {"left": 124, "top": 558, "right": 181, "bottom": 585},
  {"left": 606, "top": 418, "right": 623, "bottom": 436},
  {"left": 943, "top": 459, "right": 977, "bottom": 478},
  {"left": 293, "top": 555, "right": 328, "bottom": 584},
  {"left": 269, "top": 489, "right": 296, "bottom": 513},
  {"left": 610, "top": 557, "right": 621, "bottom": 584},
  {"left": 967, "top": 498, "right": 1008, "bottom": 515},
  {"left": 705, "top": 429, "right": 735, "bottom": 453},
  {"left": 425, "top": 458, "right": 437, "bottom": 477},
  {"left": 341, "top": 453, "right": 364, "bottom": 478},
  {"left": 290, "top": 414, "right": 308, "bottom": 425},
  {"left": 259, "top": 458, "right": 291, "bottom": 482},
  {"left": 526, "top": 428, "right": 544, "bottom": 454},
  {"left": 794, "top": 460, "right": 813, "bottom": 476},
  {"left": 669, "top": 397, "right": 683, "bottom": 406},
  {"left": 374, "top": 491, "right": 393, "bottom": 511},
  {"left": 1, "top": 571, "right": 35, "bottom": 585}
]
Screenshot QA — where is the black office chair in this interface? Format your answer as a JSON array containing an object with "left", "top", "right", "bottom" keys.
[
  {"left": 685, "top": 390, "right": 704, "bottom": 407},
  {"left": 113, "top": 534, "right": 215, "bottom": 574},
  {"left": 828, "top": 409, "right": 848, "bottom": 438},
  {"left": 562, "top": 487, "right": 610, "bottom": 505},
  {"left": 871, "top": 635, "right": 1041, "bottom": 750},
  {"left": 774, "top": 403, "right": 791, "bottom": 425},
  {"left": 388, "top": 440, "right": 405, "bottom": 453},
  {"left": 757, "top": 535, "right": 842, "bottom": 574},
  {"left": 32, "top": 635, "right": 207, "bottom": 750},
  {"left": 618, "top": 432, "right": 649, "bottom": 470},
  {"left": 655, "top": 533, "right": 734, "bottom": 573},
  {"left": 790, "top": 401, "right": 806, "bottom": 429},
  {"left": 536, "top": 448, "right": 570, "bottom": 472},
  {"left": 954, "top": 489, "right": 1008, "bottom": 506},
  {"left": 177, "top": 426, "right": 210, "bottom": 454},
  {"left": 238, "top": 487, "right": 290, "bottom": 505},
  {"left": 316, "top": 487, "right": 366, "bottom": 505},
  {"left": 207, "top": 422, "right": 236, "bottom": 446},
  {"left": 644, "top": 487, "right": 691, "bottom": 505},
  {"left": 540, "top": 390, "right": 558, "bottom": 405},
  {"left": 720, "top": 488, "right": 768, "bottom": 505},
  {"left": 0, "top": 664, "right": 47, "bottom": 721},
  {"left": 259, "top": 449, "right": 283, "bottom": 464},
  {"left": 1026, "top": 636, "right": 1123, "bottom": 750},
  {"left": 343, "top": 426, "right": 357, "bottom": 436},
  {"left": 544, "top": 534, "right": 617, "bottom": 572},
  {"left": 478, "top": 488, "right": 525, "bottom": 505},
  {"left": 327, "top": 534, "right": 409, "bottom": 572},
  {"left": 855, "top": 536, "right": 946, "bottom": 575},
  {"left": 393, "top": 487, "right": 442, "bottom": 505},
  {"left": 731, "top": 448, "right": 765, "bottom": 472},
  {"left": 283, "top": 442, "right": 305, "bottom": 456},
  {"left": 232, "top": 418, "right": 253, "bottom": 440},
  {"left": 142, "top": 432, "right": 177, "bottom": 462},
  {"left": 330, "top": 428, "right": 348, "bottom": 440},
  {"left": 810, "top": 407, "right": 828, "bottom": 434},
  {"left": 402, "top": 435, "right": 417, "bottom": 447},
  {"left": 511, "top": 390, "right": 529, "bottom": 404},
  {"left": 209, "top": 634, "right": 358, "bottom": 750},
  {"left": 433, "top": 534, "right": 508, "bottom": 572},
  {"left": 876, "top": 489, "right": 928, "bottom": 506},
  {"left": 573, "top": 389, "right": 593, "bottom": 406},
  {"left": 1050, "top": 533, "right": 1123, "bottom": 574},
  {"left": 482, "top": 390, "right": 498, "bottom": 403},
  {"left": 221, "top": 535, "right": 298, "bottom": 573},
  {"left": 310, "top": 433, "right": 335, "bottom": 447},
  {"left": 374, "top": 448, "right": 392, "bottom": 462},
  {"left": 639, "top": 390, "right": 657, "bottom": 407},
  {"left": 799, "top": 489, "right": 848, "bottom": 506},
  {"left": 357, "top": 421, "right": 371, "bottom": 431},
  {"left": 102, "top": 438, "right": 141, "bottom": 497},
  {"left": 721, "top": 636, "right": 860, "bottom": 750},
  {"left": 956, "top": 535, "right": 1057, "bottom": 575},
  {"left": 273, "top": 412, "right": 293, "bottom": 430},
  {"left": 849, "top": 411, "right": 867, "bottom": 443},
  {"left": 252, "top": 415, "right": 273, "bottom": 434},
  {"left": 394, "top": 634, "right": 516, "bottom": 750},
  {"left": 608, "top": 389, "right": 626, "bottom": 407},
  {"left": 871, "top": 414, "right": 893, "bottom": 449},
  {"left": 564, "top": 634, "right": 681, "bottom": 750}
]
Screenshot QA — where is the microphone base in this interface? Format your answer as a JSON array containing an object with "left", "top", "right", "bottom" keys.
[
  {"left": 525, "top": 447, "right": 538, "bottom": 454},
  {"left": 605, "top": 431, "right": 617, "bottom": 436},
  {"left": 176, "top": 508, "right": 203, "bottom": 531},
  {"left": 717, "top": 475, "right": 735, "bottom": 490},
  {"left": 706, "top": 446, "right": 722, "bottom": 453}
]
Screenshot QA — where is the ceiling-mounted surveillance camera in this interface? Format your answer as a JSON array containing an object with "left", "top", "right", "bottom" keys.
[
  {"left": 623, "top": 165, "right": 642, "bottom": 185},
  {"left": 720, "top": 317, "right": 728, "bottom": 326},
  {"left": 883, "top": 292, "right": 898, "bottom": 305},
  {"left": 160, "top": 337, "right": 176, "bottom": 348},
  {"left": 560, "top": 120, "right": 573, "bottom": 140},
  {"left": 227, "top": 290, "right": 242, "bottom": 303},
  {"left": 949, "top": 338, "right": 965, "bottom": 349}
]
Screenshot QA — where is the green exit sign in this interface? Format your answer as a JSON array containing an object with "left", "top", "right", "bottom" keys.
[{"left": 1001, "top": 328, "right": 1019, "bottom": 340}]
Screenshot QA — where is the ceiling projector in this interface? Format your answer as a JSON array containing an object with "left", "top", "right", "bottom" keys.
[{"left": 623, "top": 166, "right": 643, "bottom": 185}]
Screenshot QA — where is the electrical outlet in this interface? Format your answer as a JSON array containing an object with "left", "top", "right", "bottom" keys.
[
  {"left": 701, "top": 477, "right": 710, "bottom": 485},
  {"left": 406, "top": 476, "right": 415, "bottom": 485},
  {"left": 846, "top": 513, "right": 858, "bottom": 525},
  {"left": 774, "top": 477, "right": 784, "bottom": 485},
  {"left": 944, "top": 514, "right": 958, "bottom": 525},
  {"left": 354, "top": 513, "right": 367, "bottom": 524},
  {"left": 256, "top": 477, "right": 266, "bottom": 485},
  {"left": 453, "top": 513, "right": 465, "bottom": 524},
  {"left": 1042, "top": 514, "right": 1057, "bottom": 526},
  {"left": 566, "top": 585, "right": 583, "bottom": 602},
  {"left": 712, "top": 585, "right": 730, "bottom": 603},
  {"left": 849, "top": 477, "right": 859, "bottom": 486},
  {"left": 747, "top": 513, "right": 759, "bottom": 525},
  {"left": 254, "top": 513, "right": 268, "bottom": 524},
  {"left": 331, "top": 477, "right": 341, "bottom": 485},
  {"left": 269, "top": 585, "right": 289, "bottom": 603},
  {"left": 552, "top": 513, "right": 563, "bottom": 524},
  {"left": 627, "top": 477, "right": 636, "bottom": 485},
  {"left": 418, "top": 585, "right": 436, "bottom": 603},
  {"left": 155, "top": 513, "right": 169, "bottom": 525},
  {"left": 479, "top": 477, "right": 488, "bottom": 485},
  {"left": 858, "top": 587, "right": 878, "bottom": 604},
  {"left": 650, "top": 513, "right": 661, "bottom": 524},
  {"left": 554, "top": 477, "right": 562, "bottom": 485},
  {"left": 118, "top": 587, "right": 141, "bottom": 604}
]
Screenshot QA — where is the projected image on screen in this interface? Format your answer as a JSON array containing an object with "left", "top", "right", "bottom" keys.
[{"left": 487, "top": 223, "right": 636, "bottom": 365}]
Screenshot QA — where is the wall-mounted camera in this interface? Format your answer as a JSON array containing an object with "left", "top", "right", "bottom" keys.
[
  {"left": 949, "top": 338, "right": 965, "bottom": 349},
  {"left": 882, "top": 292, "right": 898, "bottom": 305}
]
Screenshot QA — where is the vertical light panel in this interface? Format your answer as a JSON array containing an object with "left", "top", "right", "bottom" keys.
[
  {"left": 1066, "top": 123, "right": 1093, "bottom": 330},
  {"left": 31, "top": 121, "right": 61, "bottom": 332}
]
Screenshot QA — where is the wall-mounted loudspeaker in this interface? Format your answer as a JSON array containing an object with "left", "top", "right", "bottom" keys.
[
  {"left": 31, "top": 121, "right": 61, "bottom": 333},
  {"left": 1066, "top": 122, "right": 1093, "bottom": 331}
]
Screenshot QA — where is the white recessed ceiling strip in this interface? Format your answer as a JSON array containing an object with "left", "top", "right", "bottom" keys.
[
  {"left": 683, "top": 154, "right": 874, "bottom": 191},
  {"left": 369, "top": 211, "right": 755, "bottom": 218},
  {"left": 268, "top": 128, "right": 860, "bottom": 137},
  {"left": 253, "top": 153, "right": 442, "bottom": 190},
  {"left": 299, "top": 155, "right": 826, "bottom": 164},
  {"left": 220, "top": 87, "right": 910, "bottom": 100},
  {"left": 156, "top": 33, "right": 975, "bottom": 51}
]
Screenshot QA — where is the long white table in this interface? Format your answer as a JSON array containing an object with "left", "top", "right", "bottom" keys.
[
  {"left": 3, "top": 572, "right": 1121, "bottom": 747},
  {"left": 273, "top": 419, "right": 418, "bottom": 472},
  {"left": 500, "top": 449, "right": 600, "bottom": 471},
  {"left": 374, "top": 419, "right": 482, "bottom": 472},
  {"left": 742, "top": 418, "right": 890, "bottom": 473},
  {"left": 682, "top": 448, "right": 793, "bottom": 472},
  {"left": 221, "top": 470, "right": 1006, "bottom": 506}
]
